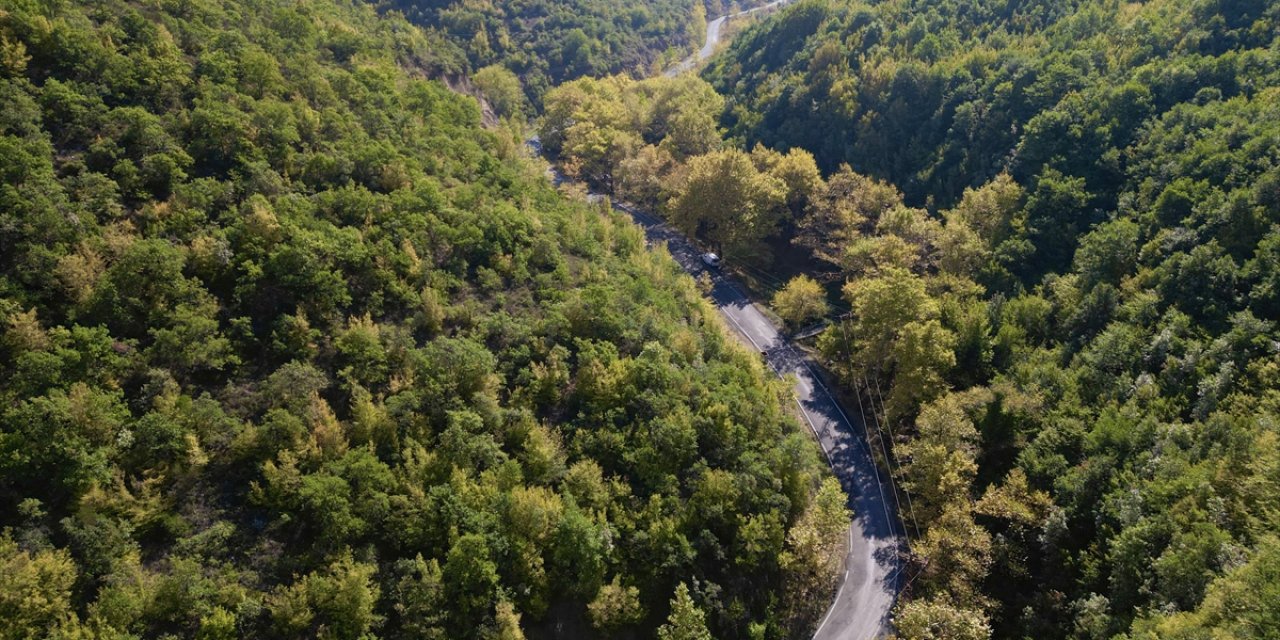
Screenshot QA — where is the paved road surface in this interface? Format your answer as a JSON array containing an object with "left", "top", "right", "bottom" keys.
[
  {"left": 527, "top": 135, "right": 904, "bottom": 639},
  {"left": 609, "top": 201, "right": 905, "bottom": 640},
  {"left": 665, "top": 0, "right": 796, "bottom": 76}
]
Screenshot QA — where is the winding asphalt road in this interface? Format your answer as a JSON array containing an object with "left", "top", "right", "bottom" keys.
[
  {"left": 665, "top": 0, "right": 796, "bottom": 76},
  {"left": 606, "top": 200, "right": 905, "bottom": 640},
  {"left": 530, "top": 125, "right": 903, "bottom": 636},
  {"left": 661, "top": 11, "right": 906, "bottom": 634},
  {"left": 531, "top": 2, "right": 906, "bottom": 624}
]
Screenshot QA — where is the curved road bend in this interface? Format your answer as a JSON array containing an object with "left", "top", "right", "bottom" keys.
[
  {"left": 529, "top": 133, "right": 905, "bottom": 637},
  {"left": 607, "top": 201, "right": 905, "bottom": 640},
  {"left": 665, "top": 0, "right": 796, "bottom": 77}
]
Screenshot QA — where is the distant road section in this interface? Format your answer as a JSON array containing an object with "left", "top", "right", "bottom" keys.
[{"left": 665, "top": 0, "right": 796, "bottom": 76}]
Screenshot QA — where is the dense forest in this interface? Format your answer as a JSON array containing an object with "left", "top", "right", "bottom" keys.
[
  {"left": 376, "top": 0, "right": 708, "bottom": 105},
  {"left": 537, "top": 72, "right": 823, "bottom": 266},
  {"left": 689, "top": 0, "right": 1280, "bottom": 637},
  {"left": 541, "top": 0, "right": 1280, "bottom": 636},
  {"left": 374, "top": 0, "right": 787, "bottom": 110},
  {"left": 0, "top": 0, "right": 850, "bottom": 638},
  {"left": 8, "top": 0, "right": 1280, "bottom": 636}
]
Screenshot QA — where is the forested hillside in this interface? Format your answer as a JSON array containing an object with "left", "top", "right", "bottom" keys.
[
  {"left": 687, "top": 0, "right": 1280, "bottom": 637},
  {"left": 0, "top": 1, "right": 847, "bottom": 638},
  {"left": 378, "top": 0, "right": 709, "bottom": 105}
]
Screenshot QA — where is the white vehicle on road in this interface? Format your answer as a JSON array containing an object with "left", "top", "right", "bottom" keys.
[{"left": 701, "top": 252, "right": 722, "bottom": 268}]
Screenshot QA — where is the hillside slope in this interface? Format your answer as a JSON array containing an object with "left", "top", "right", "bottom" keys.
[
  {"left": 0, "top": 1, "right": 842, "bottom": 638},
  {"left": 381, "top": 0, "right": 709, "bottom": 102}
]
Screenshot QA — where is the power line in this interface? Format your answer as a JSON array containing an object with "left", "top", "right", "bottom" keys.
[
  {"left": 831, "top": 318, "right": 913, "bottom": 600},
  {"left": 839, "top": 318, "right": 921, "bottom": 540},
  {"left": 859, "top": 367, "right": 918, "bottom": 539},
  {"left": 866, "top": 366, "right": 922, "bottom": 540},
  {"left": 838, "top": 340, "right": 896, "bottom": 535}
]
